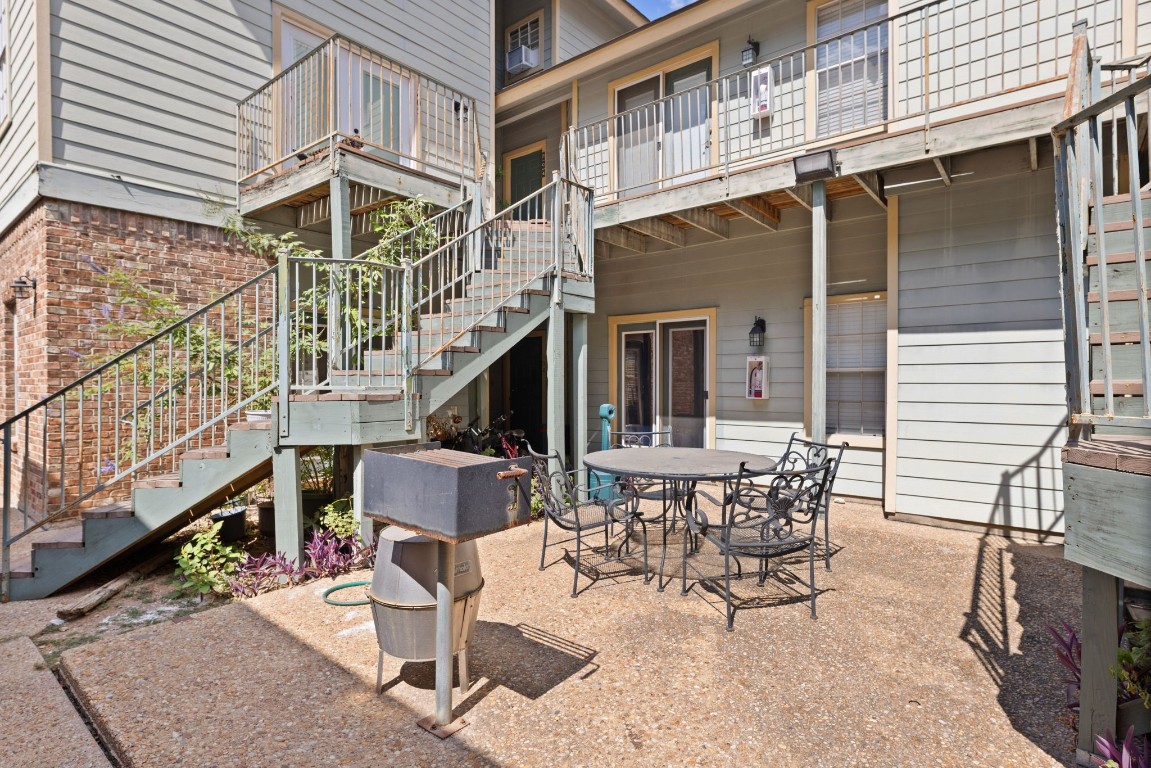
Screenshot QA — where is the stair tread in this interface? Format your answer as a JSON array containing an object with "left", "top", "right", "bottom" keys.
[
  {"left": 81, "top": 501, "right": 134, "bottom": 520},
  {"left": 133, "top": 473, "right": 181, "bottom": 489},
  {"left": 180, "top": 446, "right": 229, "bottom": 461},
  {"left": 31, "top": 527, "right": 85, "bottom": 549},
  {"left": 229, "top": 420, "right": 271, "bottom": 431}
]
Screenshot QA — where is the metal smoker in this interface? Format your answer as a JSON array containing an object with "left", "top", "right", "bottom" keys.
[{"left": 362, "top": 443, "right": 531, "bottom": 737}]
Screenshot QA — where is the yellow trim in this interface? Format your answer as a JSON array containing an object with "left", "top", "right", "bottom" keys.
[
  {"left": 1123, "top": 0, "right": 1138, "bottom": 58},
  {"left": 502, "top": 140, "right": 547, "bottom": 204},
  {"left": 803, "top": 291, "right": 888, "bottom": 447},
  {"left": 273, "top": 6, "right": 333, "bottom": 74},
  {"left": 883, "top": 195, "right": 899, "bottom": 511},
  {"left": 607, "top": 307, "right": 718, "bottom": 448},
  {"left": 505, "top": 10, "right": 546, "bottom": 82}
]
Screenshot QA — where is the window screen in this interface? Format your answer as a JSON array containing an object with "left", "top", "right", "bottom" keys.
[
  {"left": 508, "top": 17, "right": 540, "bottom": 51},
  {"left": 826, "top": 296, "right": 886, "bottom": 436}
]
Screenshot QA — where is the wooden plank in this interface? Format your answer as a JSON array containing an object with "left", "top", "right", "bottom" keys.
[
  {"left": 672, "top": 207, "right": 729, "bottom": 238},
  {"left": 1078, "top": 567, "right": 1121, "bottom": 754},
  {"left": 1089, "top": 379, "right": 1144, "bottom": 396},
  {"left": 621, "top": 217, "right": 686, "bottom": 246},
  {"left": 932, "top": 157, "right": 952, "bottom": 187},
  {"left": 596, "top": 226, "right": 648, "bottom": 253},
  {"left": 852, "top": 171, "right": 887, "bottom": 211},
  {"left": 785, "top": 185, "right": 812, "bottom": 211},
  {"left": 726, "top": 197, "right": 781, "bottom": 230}
]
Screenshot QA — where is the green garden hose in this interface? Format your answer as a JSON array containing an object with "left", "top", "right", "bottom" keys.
[{"left": 322, "top": 580, "right": 371, "bottom": 606}]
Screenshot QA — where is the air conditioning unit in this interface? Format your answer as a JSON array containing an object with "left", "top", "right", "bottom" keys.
[{"left": 506, "top": 45, "right": 539, "bottom": 75}]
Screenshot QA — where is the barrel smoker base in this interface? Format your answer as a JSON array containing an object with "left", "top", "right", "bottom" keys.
[{"left": 417, "top": 714, "right": 470, "bottom": 739}]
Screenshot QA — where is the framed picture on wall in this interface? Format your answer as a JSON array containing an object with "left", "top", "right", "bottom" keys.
[{"left": 746, "top": 355, "right": 767, "bottom": 400}]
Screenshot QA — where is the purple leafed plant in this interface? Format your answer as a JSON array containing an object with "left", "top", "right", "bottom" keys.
[
  {"left": 228, "top": 552, "right": 305, "bottom": 598},
  {"left": 1094, "top": 727, "right": 1151, "bottom": 768},
  {"left": 1048, "top": 621, "right": 1083, "bottom": 713},
  {"left": 303, "top": 529, "right": 372, "bottom": 579}
]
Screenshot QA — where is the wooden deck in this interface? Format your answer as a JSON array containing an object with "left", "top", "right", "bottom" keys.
[{"left": 1062, "top": 436, "right": 1151, "bottom": 475}]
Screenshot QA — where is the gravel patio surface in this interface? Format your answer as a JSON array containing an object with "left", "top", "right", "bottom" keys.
[{"left": 58, "top": 500, "right": 1080, "bottom": 767}]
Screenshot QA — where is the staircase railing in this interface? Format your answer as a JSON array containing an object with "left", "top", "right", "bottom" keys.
[
  {"left": 1053, "top": 26, "right": 1151, "bottom": 438},
  {"left": 2, "top": 268, "right": 278, "bottom": 600}
]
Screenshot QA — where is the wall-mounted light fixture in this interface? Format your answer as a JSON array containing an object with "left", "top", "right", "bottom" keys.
[
  {"left": 741, "top": 37, "right": 760, "bottom": 68},
  {"left": 749, "top": 316, "right": 766, "bottom": 348},
  {"left": 11, "top": 274, "right": 36, "bottom": 301},
  {"left": 793, "top": 148, "right": 838, "bottom": 184}
]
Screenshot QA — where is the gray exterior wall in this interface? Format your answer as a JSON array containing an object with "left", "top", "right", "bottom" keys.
[
  {"left": 40, "top": 0, "right": 492, "bottom": 220},
  {"left": 894, "top": 151, "right": 1066, "bottom": 533},
  {"left": 557, "top": 1, "right": 635, "bottom": 62},
  {"left": 497, "top": 0, "right": 552, "bottom": 87},
  {"left": 497, "top": 104, "right": 564, "bottom": 197},
  {"left": 0, "top": 0, "right": 39, "bottom": 222},
  {"left": 586, "top": 195, "right": 886, "bottom": 499}
]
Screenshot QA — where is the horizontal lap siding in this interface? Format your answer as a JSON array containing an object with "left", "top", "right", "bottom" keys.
[
  {"left": 587, "top": 195, "right": 886, "bottom": 499},
  {"left": 49, "top": 0, "right": 491, "bottom": 202},
  {"left": 0, "top": 0, "right": 38, "bottom": 214},
  {"left": 558, "top": 3, "right": 632, "bottom": 62},
  {"left": 896, "top": 167, "right": 1066, "bottom": 533}
]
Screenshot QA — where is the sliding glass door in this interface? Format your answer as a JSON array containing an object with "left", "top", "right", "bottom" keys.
[{"left": 618, "top": 317, "right": 709, "bottom": 448}]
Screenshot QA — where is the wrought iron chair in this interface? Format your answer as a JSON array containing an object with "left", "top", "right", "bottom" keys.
[
  {"left": 683, "top": 461, "right": 832, "bottom": 631},
  {"left": 775, "top": 433, "right": 847, "bottom": 570},
  {"left": 525, "top": 443, "right": 642, "bottom": 597}
]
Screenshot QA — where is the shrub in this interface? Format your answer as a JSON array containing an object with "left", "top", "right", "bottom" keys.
[
  {"left": 318, "top": 497, "right": 356, "bottom": 538},
  {"left": 173, "top": 522, "right": 245, "bottom": 599}
]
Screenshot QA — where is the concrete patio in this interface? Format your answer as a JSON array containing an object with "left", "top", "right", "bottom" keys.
[{"left": 3, "top": 500, "right": 1079, "bottom": 767}]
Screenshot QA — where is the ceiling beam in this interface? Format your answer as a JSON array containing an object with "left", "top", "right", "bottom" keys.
[
  {"left": 726, "top": 197, "right": 780, "bottom": 231},
  {"left": 933, "top": 156, "right": 952, "bottom": 187},
  {"left": 596, "top": 226, "right": 648, "bottom": 253},
  {"left": 852, "top": 171, "right": 887, "bottom": 211},
  {"left": 296, "top": 185, "right": 402, "bottom": 230},
  {"left": 785, "top": 185, "right": 812, "bottom": 211},
  {"left": 672, "top": 207, "right": 729, "bottom": 239},
  {"left": 622, "top": 217, "right": 687, "bottom": 247}
]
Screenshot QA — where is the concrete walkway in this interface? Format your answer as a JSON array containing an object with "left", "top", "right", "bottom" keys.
[{"left": 46, "top": 501, "right": 1078, "bottom": 767}]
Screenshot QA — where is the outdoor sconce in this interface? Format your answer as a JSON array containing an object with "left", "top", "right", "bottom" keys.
[
  {"left": 741, "top": 37, "right": 760, "bottom": 68},
  {"left": 11, "top": 274, "right": 36, "bottom": 300},
  {"left": 749, "top": 316, "right": 766, "bottom": 348},
  {"left": 793, "top": 148, "right": 839, "bottom": 183}
]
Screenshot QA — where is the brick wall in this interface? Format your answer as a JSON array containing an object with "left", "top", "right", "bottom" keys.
[{"left": 1, "top": 199, "right": 273, "bottom": 521}]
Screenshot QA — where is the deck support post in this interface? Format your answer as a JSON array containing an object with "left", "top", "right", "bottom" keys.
[
  {"left": 352, "top": 444, "right": 372, "bottom": 546},
  {"left": 810, "top": 179, "right": 828, "bottom": 444},
  {"left": 572, "top": 313, "right": 589, "bottom": 490},
  {"left": 548, "top": 301, "right": 566, "bottom": 467},
  {"left": 272, "top": 445, "right": 305, "bottom": 564},
  {"left": 1078, "top": 565, "right": 1122, "bottom": 757}
]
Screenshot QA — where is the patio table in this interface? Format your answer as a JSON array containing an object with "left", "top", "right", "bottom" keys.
[{"left": 583, "top": 448, "right": 776, "bottom": 590}]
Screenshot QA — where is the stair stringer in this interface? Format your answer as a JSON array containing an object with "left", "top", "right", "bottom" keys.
[{"left": 8, "top": 426, "right": 275, "bottom": 600}]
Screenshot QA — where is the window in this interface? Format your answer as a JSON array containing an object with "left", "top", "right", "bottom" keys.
[
  {"left": 814, "top": 0, "right": 888, "bottom": 137},
  {"left": 0, "top": 0, "right": 8, "bottom": 129},
  {"left": 505, "top": 12, "right": 543, "bottom": 78},
  {"left": 806, "top": 293, "right": 887, "bottom": 442}
]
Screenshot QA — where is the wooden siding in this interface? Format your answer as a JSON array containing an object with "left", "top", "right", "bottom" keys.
[
  {"left": 498, "top": 0, "right": 552, "bottom": 86},
  {"left": 895, "top": 159, "right": 1066, "bottom": 533},
  {"left": 557, "top": 1, "right": 633, "bottom": 63},
  {"left": 47, "top": 0, "right": 491, "bottom": 211},
  {"left": 498, "top": 104, "right": 563, "bottom": 196},
  {"left": 586, "top": 194, "right": 886, "bottom": 499},
  {"left": 0, "top": 0, "right": 39, "bottom": 222}
]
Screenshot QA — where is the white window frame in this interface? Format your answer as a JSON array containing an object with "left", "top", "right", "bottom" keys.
[
  {"left": 809, "top": 0, "right": 889, "bottom": 139},
  {"left": 505, "top": 11, "right": 544, "bottom": 80},
  {"left": 805, "top": 291, "right": 887, "bottom": 449}
]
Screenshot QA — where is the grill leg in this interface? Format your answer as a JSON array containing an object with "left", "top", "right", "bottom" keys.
[
  {"left": 376, "top": 649, "right": 384, "bottom": 694},
  {"left": 435, "top": 540, "right": 455, "bottom": 724},
  {"left": 457, "top": 648, "right": 470, "bottom": 694}
]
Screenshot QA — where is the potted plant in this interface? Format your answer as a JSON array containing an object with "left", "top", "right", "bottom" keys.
[{"left": 210, "top": 497, "right": 248, "bottom": 543}]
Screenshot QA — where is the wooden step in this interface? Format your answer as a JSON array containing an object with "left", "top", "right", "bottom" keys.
[
  {"left": 229, "top": 420, "right": 271, "bottom": 431},
  {"left": 447, "top": 345, "right": 480, "bottom": 354},
  {"left": 133, "top": 473, "right": 181, "bottom": 489},
  {"left": 7, "top": 551, "right": 33, "bottom": 578},
  {"left": 81, "top": 501, "right": 133, "bottom": 520},
  {"left": 180, "top": 447, "right": 229, "bottom": 461},
  {"left": 31, "top": 527, "right": 84, "bottom": 550}
]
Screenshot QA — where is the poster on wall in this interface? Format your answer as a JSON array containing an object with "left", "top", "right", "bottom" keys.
[{"left": 746, "top": 355, "right": 768, "bottom": 400}]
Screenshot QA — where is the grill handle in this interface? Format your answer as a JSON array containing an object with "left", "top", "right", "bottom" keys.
[{"left": 496, "top": 467, "right": 527, "bottom": 480}]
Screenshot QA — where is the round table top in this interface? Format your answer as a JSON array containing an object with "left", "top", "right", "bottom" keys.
[{"left": 583, "top": 447, "right": 776, "bottom": 482}]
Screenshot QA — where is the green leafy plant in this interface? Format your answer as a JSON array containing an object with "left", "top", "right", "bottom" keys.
[
  {"left": 1114, "top": 618, "right": 1151, "bottom": 709},
  {"left": 318, "top": 496, "right": 356, "bottom": 538},
  {"left": 172, "top": 522, "right": 245, "bottom": 599}
]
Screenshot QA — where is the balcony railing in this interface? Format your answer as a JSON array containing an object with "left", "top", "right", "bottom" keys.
[
  {"left": 569, "top": 0, "right": 1126, "bottom": 202},
  {"left": 237, "top": 35, "right": 481, "bottom": 189}
]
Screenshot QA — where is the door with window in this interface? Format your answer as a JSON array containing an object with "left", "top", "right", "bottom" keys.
[
  {"left": 814, "top": 0, "right": 888, "bottom": 137},
  {"left": 504, "top": 143, "right": 546, "bottom": 219},
  {"left": 345, "top": 61, "right": 413, "bottom": 166},
  {"left": 619, "top": 316, "right": 710, "bottom": 447},
  {"left": 279, "top": 19, "right": 329, "bottom": 163}
]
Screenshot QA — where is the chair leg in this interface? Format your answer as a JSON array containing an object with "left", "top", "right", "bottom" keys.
[
  {"left": 724, "top": 548, "right": 736, "bottom": 631},
  {"left": 809, "top": 546, "right": 817, "bottom": 619},
  {"left": 823, "top": 509, "right": 831, "bottom": 571},
  {"left": 572, "top": 529, "right": 582, "bottom": 598},
  {"left": 538, "top": 515, "right": 550, "bottom": 571},
  {"left": 680, "top": 524, "right": 690, "bottom": 596}
]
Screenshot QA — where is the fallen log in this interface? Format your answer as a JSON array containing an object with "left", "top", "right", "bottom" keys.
[{"left": 56, "top": 550, "right": 172, "bottom": 620}]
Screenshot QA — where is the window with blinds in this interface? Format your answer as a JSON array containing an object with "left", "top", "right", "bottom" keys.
[
  {"left": 825, "top": 296, "right": 886, "bottom": 436},
  {"left": 508, "top": 17, "right": 540, "bottom": 52},
  {"left": 814, "top": 0, "right": 888, "bottom": 137}
]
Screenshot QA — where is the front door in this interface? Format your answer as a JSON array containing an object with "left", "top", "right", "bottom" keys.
[
  {"left": 618, "top": 316, "right": 709, "bottom": 447},
  {"left": 662, "top": 59, "right": 712, "bottom": 184},
  {"left": 505, "top": 144, "right": 545, "bottom": 219}
]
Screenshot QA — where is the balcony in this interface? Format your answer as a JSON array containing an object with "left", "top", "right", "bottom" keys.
[
  {"left": 237, "top": 35, "right": 481, "bottom": 212},
  {"left": 568, "top": 0, "right": 1127, "bottom": 207}
]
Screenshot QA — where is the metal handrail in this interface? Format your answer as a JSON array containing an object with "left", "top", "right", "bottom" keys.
[
  {"left": 572, "top": 0, "right": 1122, "bottom": 202},
  {"left": 1053, "top": 29, "right": 1151, "bottom": 434}
]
